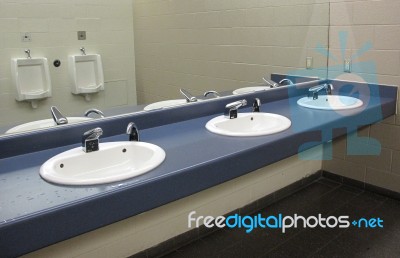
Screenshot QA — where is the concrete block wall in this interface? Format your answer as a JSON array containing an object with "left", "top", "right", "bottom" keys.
[
  {"left": 133, "top": 0, "right": 329, "bottom": 104},
  {"left": 323, "top": 0, "right": 400, "bottom": 192},
  {"left": 0, "top": 0, "right": 137, "bottom": 129}
]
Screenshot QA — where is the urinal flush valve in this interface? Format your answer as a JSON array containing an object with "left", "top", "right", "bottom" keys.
[
  {"left": 80, "top": 47, "right": 86, "bottom": 55},
  {"left": 25, "top": 49, "right": 31, "bottom": 59}
]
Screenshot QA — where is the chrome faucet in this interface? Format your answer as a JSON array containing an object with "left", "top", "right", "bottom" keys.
[
  {"left": 84, "top": 108, "right": 105, "bottom": 118},
  {"left": 252, "top": 98, "right": 261, "bottom": 112},
  {"left": 262, "top": 77, "right": 279, "bottom": 88},
  {"left": 50, "top": 106, "right": 68, "bottom": 125},
  {"left": 126, "top": 122, "right": 140, "bottom": 142},
  {"left": 308, "top": 83, "right": 334, "bottom": 100},
  {"left": 82, "top": 127, "right": 103, "bottom": 153},
  {"left": 225, "top": 99, "right": 247, "bottom": 119},
  {"left": 204, "top": 90, "right": 220, "bottom": 98},
  {"left": 180, "top": 88, "right": 197, "bottom": 102},
  {"left": 279, "top": 78, "right": 294, "bottom": 86}
]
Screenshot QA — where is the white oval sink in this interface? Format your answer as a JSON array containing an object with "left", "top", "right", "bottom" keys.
[
  {"left": 232, "top": 86, "right": 272, "bottom": 95},
  {"left": 297, "top": 95, "right": 363, "bottom": 110},
  {"left": 206, "top": 113, "right": 291, "bottom": 137},
  {"left": 6, "top": 117, "right": 92, "bottom": 134},
  {"left": 144, "top": 99, "right": 188, "bottom": 111},
  {"left": 40, "top": 141, "right": 166, "bottom": 185}
]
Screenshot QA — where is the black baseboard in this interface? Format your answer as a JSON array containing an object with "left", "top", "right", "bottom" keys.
[{"left": 322, "top": 171, "right": 400, "bottom": 200}]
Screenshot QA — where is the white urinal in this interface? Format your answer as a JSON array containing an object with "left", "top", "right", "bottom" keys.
[
  {"left": 69, "top": 54, "right": 104, "bottom": 101},
  {"left": 11, "top": 57, "right": 52, "bottom": 109}
]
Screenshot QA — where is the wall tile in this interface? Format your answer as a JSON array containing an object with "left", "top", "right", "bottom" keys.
[
  {"left": 345, "top": 147, "right": 392, "bottom": 172},
  {"left": 392, "top": 150, "right": 400, "bottom": 175},
  {"left": 323, "top": 158, "right": 366, "bottom": 182},
  {"left": 330, "top": 2, "right": 353, "bottom": 26},
  {"left": 329, "top": 25, "right": 374, "bottom": 50},
  {"left": 0, "top": 3, "right": 20, "bottom": 19},
  {"left": 0, "top": 0, "right": 137, "bottom": 129},
  {"left": 133, "top": 1, "right": 329, "bottom": 104},
  {"left": 370, "top": 123, "right": 400, "bottom": 151},
  {"left": 104, "top": 80, "right": 128, "bottom": 108},
  {"left": 366, "top": 167, "right": 400, "bottom": 193},
  {"left": 0, "top": 18, "right": 19, "bottom": 32},
  {"left": 327, "top": 135, "right": 346, "bottom": 160},
  {"left": 352, "top": 50, "right": 400, "bottom": 76},
  {"left": 381, "top": 115, "right": 396, "bottom": 125},
  {"left": 353, "top": 0, "right": 400, "bottom": 25},
  {"left": 374, "top": 26, "right": 400, "bottom": 50}
]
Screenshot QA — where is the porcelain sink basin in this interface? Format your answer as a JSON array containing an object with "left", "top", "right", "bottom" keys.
[
  {"left": 297, "top": 95, "right": 363, "bottom": 110},
  {"left": 206, "top": 113, "right": 291, "bottom": 137},
  {"left": 144, "top": 99, "right": 187, "bottom": 111},
  {"left": 144, "top": 98, "right": 204, "bottom": 111},
  {"left": 6, "top": 117, "right": 92, "bottom": 134},
  {"left": 232, "top": 86, "right": 272, "bottom": 95},
  {"left": 40, "top": 141, "right": 166, "bottom": 185}
]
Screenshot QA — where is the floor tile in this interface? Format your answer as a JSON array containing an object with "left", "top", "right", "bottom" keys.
[
  {"left": 311, "top": 243, "right": 356, "bottom": 258},
  {"left": 261, "top": 241, "right": 305, "bottom": 258},
  {"left": 157, "top": 180, "right": 400, "bottom": 258},
  {"left": 217, "top": 242, "right": 249, "bottom": 258},
  {"left": 170, "top": 239, "right": 219, "bottom": 258},
  {"left": 240, "top": 228, "right": 299, "bottom": 257}
]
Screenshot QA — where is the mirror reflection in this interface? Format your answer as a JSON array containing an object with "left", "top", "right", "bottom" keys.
[{"left": 0, "top": 0, "right": 329, "bottom": 135}]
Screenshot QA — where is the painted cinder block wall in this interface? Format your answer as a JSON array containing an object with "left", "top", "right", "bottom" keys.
[
  {"left": 323, "top": 0, "right": 400, "bottom": 192},
  {"left": 133, "top": 0, "right": 329, "bottom": 104},
  {"left": 0, "top": 0, "right": 137, "bottom": 128}
]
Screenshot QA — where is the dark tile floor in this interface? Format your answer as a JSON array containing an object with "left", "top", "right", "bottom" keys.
[{"left": 160, "top": 178, "right": 400, "bottom": 258}]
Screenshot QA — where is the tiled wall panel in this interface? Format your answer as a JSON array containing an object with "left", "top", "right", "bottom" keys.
[
  {"left": 324, "top": 0, "right": 400, "bottom": 192},
  {"left": 0, "top": 0, "right": 137, "bottom": 129},
  {"left": 133, "top": 0, "right": 329, "bottom": 104}
]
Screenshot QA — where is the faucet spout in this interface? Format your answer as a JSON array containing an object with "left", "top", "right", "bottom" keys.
[
  {"left": 82, "top": 127, "right": 103, "bottom": 153},
  {"left": 252, "top": 98, "right": 261, "bottom": 112},
  {"left": 308, "top": 83, "right": 334, "bottom": 99},
  {"left": 204, "top": 90, "right": 220, "bottom": 98},
  {"left": 180, "top": 89, "right": 197, "bottom": 102},
  {"left": 126, "top": 122, "right": 140, "bottom": 142},
  {"left": 84, "top": 108, "right": 105, "bottom": 118},
  {"left": 279, "top": 78, "right": 294, "bottom": 86},
  {"left": 224, "top": 99, "right": 247, "bottom": 119},
  {"left": 50, "top": 106, "right": 68, "bottom": 125}
]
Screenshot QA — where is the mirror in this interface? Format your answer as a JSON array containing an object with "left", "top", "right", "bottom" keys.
[{"left": 0, "top": 0, "right": 329, "bottom": 135}]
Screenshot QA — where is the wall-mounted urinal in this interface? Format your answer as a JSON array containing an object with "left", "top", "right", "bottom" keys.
[
  {"left": 11, "top": 49, "right": 52, "bottom": 109},
  {"left": 69, "top": 47, "right": 104, "bottom": 101}
]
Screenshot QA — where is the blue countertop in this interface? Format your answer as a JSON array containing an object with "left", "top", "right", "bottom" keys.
[{"left": 0, "top": 81, "right": 397, "bottom": 257}]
